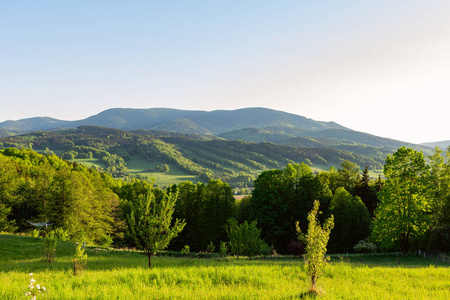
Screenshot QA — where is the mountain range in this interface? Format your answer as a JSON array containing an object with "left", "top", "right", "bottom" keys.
[
  {"left": 1, "top": 107, "right": 441, "bottom": 187},
  {"left": 0, "top": 107, "right": 435, "bottom": 151}
]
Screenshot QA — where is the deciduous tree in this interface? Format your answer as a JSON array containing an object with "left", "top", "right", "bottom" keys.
[
  {"left": 296, "top": 200, "right": 334, "bottom": 294},
  {"left": 372, "top": 147, "right": 434, "bottom": 253},
  {"left": 126, "top": 190, "right": 185, "bottom": 267}
]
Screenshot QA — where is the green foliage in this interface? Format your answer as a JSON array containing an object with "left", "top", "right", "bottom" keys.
[
  {"left": 226, "top": 218, "right": 269, "bottom": 259},
  {"left": 297, "top": 200, "right": 334, "bottom": 293},
  {"left": 44, "top": 230, "right": 57, "bottom": 262},
  {"left": 353, "top": 240, "right": 377, "bottom": 253},
  {"left": 206, "top": 241, "right": 216, "bottom": 253},
  {"left": 98, "top": 234, "right": 114, "bottom": 248},
  {"left": 125, "top": 189, "right": 186, "bottom": 267},
  {"left": 155, "top": 163, "right": 170, "bottom": 173},
  {"left": 0, "top": 148, "right": 120, "bottom": 244},
  {"left": 251, "top": 164, "right": 331, "bottom": 253},
  {"left": 180, "top": 245, "right": 190, "bottom": 255},
  {"left": 328, "top": 187, "right": 370, "bottom": 253},
  {"left": 198, "top": 179, "right": 236, "bottom": 249},
  {"left": 73, "top": 244, "right": 87, "bottom": 275},
  {"left": 219, "top": 241, "right": 228, "bottom": 257},
  {"left": 372, "top": 147, "right": 435, "bottom": 253}
]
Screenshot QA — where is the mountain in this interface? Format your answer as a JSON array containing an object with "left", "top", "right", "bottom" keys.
[
  {"left": 0, "top": 107, "right": 345, "bottom": 135},
  {"left": 0, "top": 107, "right": 431, "bottom": 155},
  {"left": 421, "top": 141, "right": 450, "bottom": 149}
]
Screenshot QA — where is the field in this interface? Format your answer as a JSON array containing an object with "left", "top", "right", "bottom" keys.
[
  {"left": 1, "top": 234, "right": 449, "bottom": 299},
  {"left": 126, "top": 155, "right": 203, "bottom": 186}
]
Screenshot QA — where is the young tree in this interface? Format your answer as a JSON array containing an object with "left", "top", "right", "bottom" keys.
[
  {"left": 296, "top": 200, "right": 334, "bottom": 294},
  {"left": 126, "top": 190, "right": 185, "bottom": 267},
  {"left": 225, "top": 218, "right": 269, "bottom": 259},
  {"left": 372, "top": 147, "right": 434, "bottom": 253}
]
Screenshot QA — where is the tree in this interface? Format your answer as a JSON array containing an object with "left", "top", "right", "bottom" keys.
[
  {"left": 353, "top": 166, "right": 379, "bottom": 218},
  {"left": 171, "top": 181, "right": 204, "bottom": 251},
  {"left": 126, "top": 189, "right": 185, "bottom": 267},
  {"left": 328, "top": 187, "right": 370, "bottom": 253},
  {"left": 226, "top": 218, "right": 269, "bottom": 259},
  {"left": 0, "top": 154, "right": 18, "bottom": 231},
  {"left": 337, "top": 160, "right": 359, "bottom": 192},
  {"left": 198, "top": 179, "right": 236, "bottom": 249},
  {"left": 372, "top": 147, "right": 434, "bottom": 253},
  {"left": 250, "top": 169, "right": 291, "bottom": 252},
  {"left": 296, "top": 200, "right": 334, "bottom": 294}
]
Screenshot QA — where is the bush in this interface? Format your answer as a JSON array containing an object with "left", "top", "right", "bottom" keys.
[
  {"left": 354, "top": 240, "right": 377, "bottom": 253},
  {"left": 74, "top": 244, "right": 87, "bottom": 276},
  {"left": 54, "top": 227, "right": 69, "bottom": 241},
  {"left": 181, "top": 245, "right": 190, "bottom": 255},
  {"left": 98, "top": 234, "right": 113, "bottom": 247}
]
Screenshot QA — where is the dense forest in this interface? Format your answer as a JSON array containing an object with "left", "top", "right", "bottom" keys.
[{"left": 1, "top": 146, "right": 448, "bottom": 254}]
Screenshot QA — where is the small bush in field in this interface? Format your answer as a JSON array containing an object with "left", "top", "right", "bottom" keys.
[
  {"left": 73, "top": 244, "right": 87, "bottom": 276},
  {"left": 180, "top": 245, "right": 190, "bottom": 255},
  {"left": 219, "top": 241, "right": 228, "bottom": 257},
  {"left": 354, "top": 240, "right": 377, "bottom": 253},
  {"left": 206, "top": 241, "right": 216, "bottom": 253},
  {"left": 98, "top": 234, "right": 113, "bottom": 247}
]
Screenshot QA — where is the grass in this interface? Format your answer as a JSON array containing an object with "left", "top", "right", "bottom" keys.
[
  {"left": 1, "top": 234, "right": 449, "bottom": 299},
  {"left": 126, "top": 155, "right": 203, "bottom": 186}
]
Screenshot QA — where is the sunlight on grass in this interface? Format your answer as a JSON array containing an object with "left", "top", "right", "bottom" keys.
[{"left": 1, "top": 234, "right": 449, "bottom": 299}]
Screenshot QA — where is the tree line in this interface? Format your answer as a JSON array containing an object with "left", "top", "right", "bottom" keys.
[{"left": 1, "top": 146, "right": 448, "bottom": 254}]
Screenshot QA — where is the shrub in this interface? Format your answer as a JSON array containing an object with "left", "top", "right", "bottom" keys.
[
  {"left": 354, "top": 240, "right": 377, "bottom": 253},
  {"left": 98, "top": 234, "right": 113, "bottom": 247},
  {"left": 219, "top": 241, "right": 228, "bottom": 257},
  {"left": 54, "top": 227, "right": 69, "bottom": 241},
  {"left": 73, "top": 244, "right": 87, "bottom": 276},
  {"left": 181, "top": 245, "right": 190, "bottom": 255},
  {"left": 206, "top": 241, "right": 216, "bottom": 253}
]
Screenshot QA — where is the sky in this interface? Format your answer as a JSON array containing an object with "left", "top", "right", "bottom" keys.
[{"left": 1, "top": 1, "right": 450, "bottom": 144}]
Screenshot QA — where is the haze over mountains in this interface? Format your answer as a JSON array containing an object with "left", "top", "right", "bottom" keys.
[{"left": 0, "top": 107, "right": 440, "bottom": 150}]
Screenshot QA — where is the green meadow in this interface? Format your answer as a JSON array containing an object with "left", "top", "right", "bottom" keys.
[{"left": 1, "top": 234, "right": 448, "bottom": 300}]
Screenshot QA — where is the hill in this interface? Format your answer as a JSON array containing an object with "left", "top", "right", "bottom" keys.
[
  {"left": 0, "top": 126, "right": 386, "bottom": 188},
  {"left": 421, "top": 140, "right": 450, "bottom": 149},
  {"left": 0, "top": 107, "right": 432, "bottom": 154},
  {"left": 0, "top": 107, "right": 345, "bottom": 134}
]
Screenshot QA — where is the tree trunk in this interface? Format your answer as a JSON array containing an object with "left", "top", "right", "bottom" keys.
[
  {"left": 310, "top": 274, "right": 317, "bottom": 292},
  {"left": 148, "top": 254, "right": 152, "bottom": 268}
]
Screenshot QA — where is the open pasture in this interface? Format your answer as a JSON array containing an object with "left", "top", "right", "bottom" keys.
[{"left": 0, "top": 234, "right": 448, "bottom": 299}]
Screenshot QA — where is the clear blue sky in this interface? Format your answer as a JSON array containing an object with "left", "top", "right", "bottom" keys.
[{"left": 1, "top": 1, "right": 450, "bottom": 143}]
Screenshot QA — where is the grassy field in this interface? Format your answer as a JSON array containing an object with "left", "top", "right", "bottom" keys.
[
  {"left": 1, "top": 234, "right": 449, "bottom": 299},
  {"left": 126, "top": 155, "right": 203, "bottom": 186}
]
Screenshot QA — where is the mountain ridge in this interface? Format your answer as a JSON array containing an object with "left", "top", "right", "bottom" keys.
[{"left": 0, "top": 107, "right": 346, "bottom": 134}]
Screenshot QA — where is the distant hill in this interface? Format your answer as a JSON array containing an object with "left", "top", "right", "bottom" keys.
[
  {"left": 0, "top": 126, "right": 388, "bottom": 187},
  {"left": 0, "top": 107, "right": 432, "bottom": 155},
  {"left": 421, "top": 141, "right": 450, "bottom": 149},
  {"left": 0, "top": 107, "right": 345, "bottom": 135}
]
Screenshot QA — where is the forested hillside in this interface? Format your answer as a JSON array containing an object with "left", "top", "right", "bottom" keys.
[{"left": 0, "top": 126, "right": 386, "bottom": 188}]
